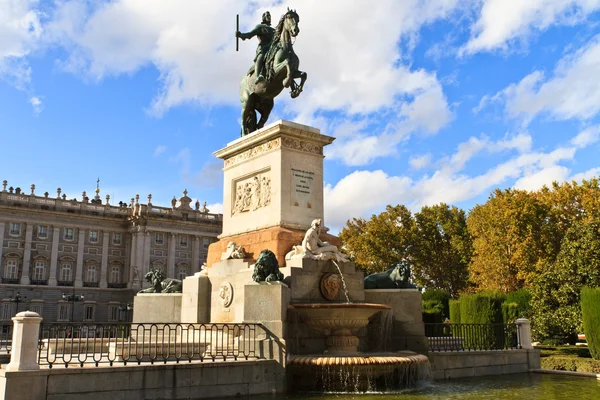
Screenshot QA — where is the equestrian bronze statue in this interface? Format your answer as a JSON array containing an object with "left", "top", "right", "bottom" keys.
[{"left": 236, "top": 8, "right": 307, "bottom": 136}]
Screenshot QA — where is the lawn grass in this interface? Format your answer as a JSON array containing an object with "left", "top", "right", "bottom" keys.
[{"left": 538, "top": 345, "right": 600, "bottom": 373}]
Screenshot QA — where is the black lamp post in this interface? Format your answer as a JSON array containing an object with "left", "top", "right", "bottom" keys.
[
  {"left": 118, "top": 303, "right": 133, "bottom": 322},
  {"left": 62, "top": 291, "right": 85, "bottom": 322},
  {"left": 9, "top": 291, "right": 26, "bottom": 315}
]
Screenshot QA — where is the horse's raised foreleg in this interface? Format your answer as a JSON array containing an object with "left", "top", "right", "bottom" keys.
[{"left": 290, "top": 70, "right": 307, "bottom": 99}]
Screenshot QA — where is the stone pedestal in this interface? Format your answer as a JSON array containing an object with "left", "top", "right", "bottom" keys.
[
  {"left": 364, "top": 289, "right": 428, "bottom": 354},
  {"left": 132, "top": 293, "right": 182, "bottom": 324},
  {"left": 181, "top": 272, "right": 211, "bottom": 323},
  {"left": 208, "top": 259, "right": 254, "bottom": 323},
  {"left": 280, "top": 258, "right": 365, "bottom": 303},
  {"left": 244, "top": 282, "right": 291, "bottom": 339},
  {"left": 207, "top": 120, "right": 335, "bottom": 267},
  {"left": 6, "top": 311, "right": 42, "bottom": 371}
]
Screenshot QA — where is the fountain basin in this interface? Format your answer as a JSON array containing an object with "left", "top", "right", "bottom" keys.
[
  {"left": 289, "top": 303, "right": 391, "bottom": 354},
  {"left": 287, "top": 352, "right": 430, "bottom": 392}
]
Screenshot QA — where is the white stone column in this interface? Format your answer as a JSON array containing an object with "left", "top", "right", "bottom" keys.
[
  {"left": 142, "top": 232, "right": 151, "bottom": 276},
  {"left": 6, "top": 311, "right": 42, "bottom": 371},
  {"left": 100, "top": 232, "right": 109, "bottom": 288},
  {"left": 192, "top": 236, "right": 201, "bottom": 273},
  {"left": 74, "top": 229, "right": 85, "bottom": 287},
  {"left": 0, "top": 222, "right": 5, "bottom": 279},
  {"left": 516, "top": 318, "right": 533, "bottom": 349},
  {"left": 167, "top": 233, "right": 176, "bottom": 278},
  {"left": 134, "top": 232, "right": 145, "bottom": 287},
  {"left": 47, "top": 227, "right": 60, "bottom": 286},
  {"left": 20, "top": 224, "right": 33, "bottom": 285}
]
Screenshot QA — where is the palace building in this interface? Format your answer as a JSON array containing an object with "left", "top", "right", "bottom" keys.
[{"left": 0, "top": 180, "right": 222, "bottom": 324}]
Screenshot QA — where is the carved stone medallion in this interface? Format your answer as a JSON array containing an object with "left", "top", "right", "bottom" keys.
[
  {"left": 320, "top": 273, "right": 341, "bottom": 301},
  {"left": 218, "top": 281, "right": 234, "bottom": 308}
]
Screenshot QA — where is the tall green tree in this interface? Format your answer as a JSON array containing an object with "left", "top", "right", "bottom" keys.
[
  {"left": 530, "top": 221, "right": 600, "bottom": 343},
  {"left": 411, "top": 204, "right": 471, "bottom": 297},
  {"left": 467, "top": 189, "right": 552, "bottom": 292},
  {"left": 340, "top": 205, "right": 414, "bottom": 275}
]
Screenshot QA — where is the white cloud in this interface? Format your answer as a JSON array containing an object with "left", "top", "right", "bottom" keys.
[
  {"left": 154, "top": 145, "right": 167, "bottom": 156},
  {"left": 460, "top": 0, "right": 600, "bottom": 55},
  {"left": 571, "top": 167, "right": 600, "bottom": 182},
  {"left": 0, "top": 0, "right": 42, "bottom": 90},
  {"left": 485, "top": 35, "right": 600, "bottom": 123},
  {"left": 513, "top": 165, "right": 571, "bottom": 191},
  {"left": 324, "top": 132, "right": 577, "bottom": 232},
  {"left": 571, "top": 126, "right": 600, "bottom": 148},
  {"left": 29, "top": 96, "right": 42, "bottom": 114},
  {"left": 39, "top": 0, "right": 457, "bottom": 166},
  {"left": 409, "top": 153, "right": 432, "bottom": 170}
]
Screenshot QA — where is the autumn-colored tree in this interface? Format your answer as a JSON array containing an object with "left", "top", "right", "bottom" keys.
[
  {"left": 411, "top": 204, "right": 472, "bottom": 297},
  {"left": 339, "top": 205, "right": 414, "bottom": 275},
  {"left": 536, "top": 177, "right": 600, "bottom": 255},
  {"left": 467, "top": 189, "right": 552, "bottom": 292}
]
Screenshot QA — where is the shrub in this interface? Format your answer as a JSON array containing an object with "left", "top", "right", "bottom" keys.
[
  {"left": 459, "top": 293, "right": 505, "bottom": 348},
  {"left": 505, "top": 289, "right": 532, "bottom": 318},
  {"left": 449, "top": 299, "right": 461, "bottom": 323},
  {"left": 422, "top": 289, "right": 451, "bottom": 317},
  {"left": 459, "top": 293, "right": 504, "bottom": 325},
  {"left": 502, "top": 302, "right": 519, "bottom": 324},
  {"left": 581, "top": 287, "right": 600, "bottom": 359}
]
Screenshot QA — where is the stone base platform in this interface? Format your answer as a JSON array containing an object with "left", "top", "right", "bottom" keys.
[{"left": 207, "top": 225, "right": 339, "bottom": 268}]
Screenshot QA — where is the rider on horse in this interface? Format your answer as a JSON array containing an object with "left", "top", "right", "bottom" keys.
[{"left": 236, "top": 11, "right": 275, "bottom": 83}]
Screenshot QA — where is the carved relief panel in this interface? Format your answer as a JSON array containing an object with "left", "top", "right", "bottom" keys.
[{"left": 232, "top": 171, "right": 272, "bottom": 216}]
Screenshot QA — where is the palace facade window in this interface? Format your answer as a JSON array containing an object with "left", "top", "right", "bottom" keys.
[
  {"left": 33, "top": 260, "right": 46, "bottom": 281},
  {"left": 89, "top": 231, "right": 98, "bottom": 242},
  {"left": 9, "top": 223, "right": 20, "bottom": 236},
  {"left": 83, "top": 304, "right": 95, "bottom": 322},
  {"left": 110, "top": 265, "right": 121, "bottom": 284},
  {"left": 64, "top": 228, "right": 74, "bottom": 240},
  {"left": 112, "top": 233, "right": 122, "bottom": 245},
  {"left": 4, "top": 258, "right": 18, "bottom": 280},
  {"left": 60, "top": 262, "right": 73, "bottom": 282},
  {"left": 180, "top": 235, "right": 188, "bottom": 247},
  {"left": 86, "top": 263, "right": 97, "bottom": 283},
  {"left": 57, "top": 303, "right": 70, "bottom": 322},
  {"left": 155, "top": 233, "right": 164, "bottom": 245},
  {"left": 37, "top": 225, "right": 48, "bottom": 239}
]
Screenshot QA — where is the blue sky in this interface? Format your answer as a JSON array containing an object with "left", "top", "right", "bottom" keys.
[{"left": 2, "top": 0, "right": 600, "bottom": 232}]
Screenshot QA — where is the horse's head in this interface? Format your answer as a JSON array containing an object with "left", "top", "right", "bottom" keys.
[
  {"left": 277, "top": 8, "right": 300, "bottom": 38},
  {"left": 286, "top": 9, "right": 300, "bottom": 37}
]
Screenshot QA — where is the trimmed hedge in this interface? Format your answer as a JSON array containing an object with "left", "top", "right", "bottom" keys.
[
  {"left": 449, "top": 299, "right": 461, "bottom": 323},
  {"left": 502, "top": 302, "right": 519, "bottom": 324},
  {"left": 541, "top": 357, "right": 600, "bottom": 373},
  {"left": 459, "top": 293, "right": 504, "bottom": 325},
  {"left": 581, "top": 287, "right": 600, "bottom": 360},
  {"left": 505, "top": 288, "right": 532, "bottom": 317},
  {"left": 422, "top": 289, "right": 451, "bottom": 317}
]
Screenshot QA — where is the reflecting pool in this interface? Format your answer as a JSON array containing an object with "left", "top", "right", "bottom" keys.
[{"left": 256, "top": 373, "right": 600, "bottom": 399}]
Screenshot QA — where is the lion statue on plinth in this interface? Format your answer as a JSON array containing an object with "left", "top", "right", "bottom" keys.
[
  {"left": 364, "top": 259, "right": 416, "bottom": 289},
  {"left": 252, "top": 249, "right": 284, "bottom": 283},
  {"left": 138, "top": 269, "right": 183, "bottom": 293}
]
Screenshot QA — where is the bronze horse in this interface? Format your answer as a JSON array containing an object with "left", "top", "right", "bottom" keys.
[{"left": 239, "top": 9, "right": 307, "bottom": 136}]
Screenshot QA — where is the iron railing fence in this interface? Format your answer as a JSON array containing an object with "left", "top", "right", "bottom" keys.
[
  {"left": 38, "top": 322, "right": 266, "bottom": 368},
  {"left": 0, "top": 323, "right": 12, "bottom": 354},
  {"left": 425, "top": 323, "right": 520, "bottom": 352}
]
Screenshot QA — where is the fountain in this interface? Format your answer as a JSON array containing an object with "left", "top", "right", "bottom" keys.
[
  {"left": 285, "top": 277, "right": 430, "bottom": 392},
  {"left": 135, "top": 120, "right": 430, "bottom": 394}
]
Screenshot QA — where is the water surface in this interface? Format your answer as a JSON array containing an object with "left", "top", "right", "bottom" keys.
[{"left": 258, "top": 373, "right": 600, "bottom": 400}]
